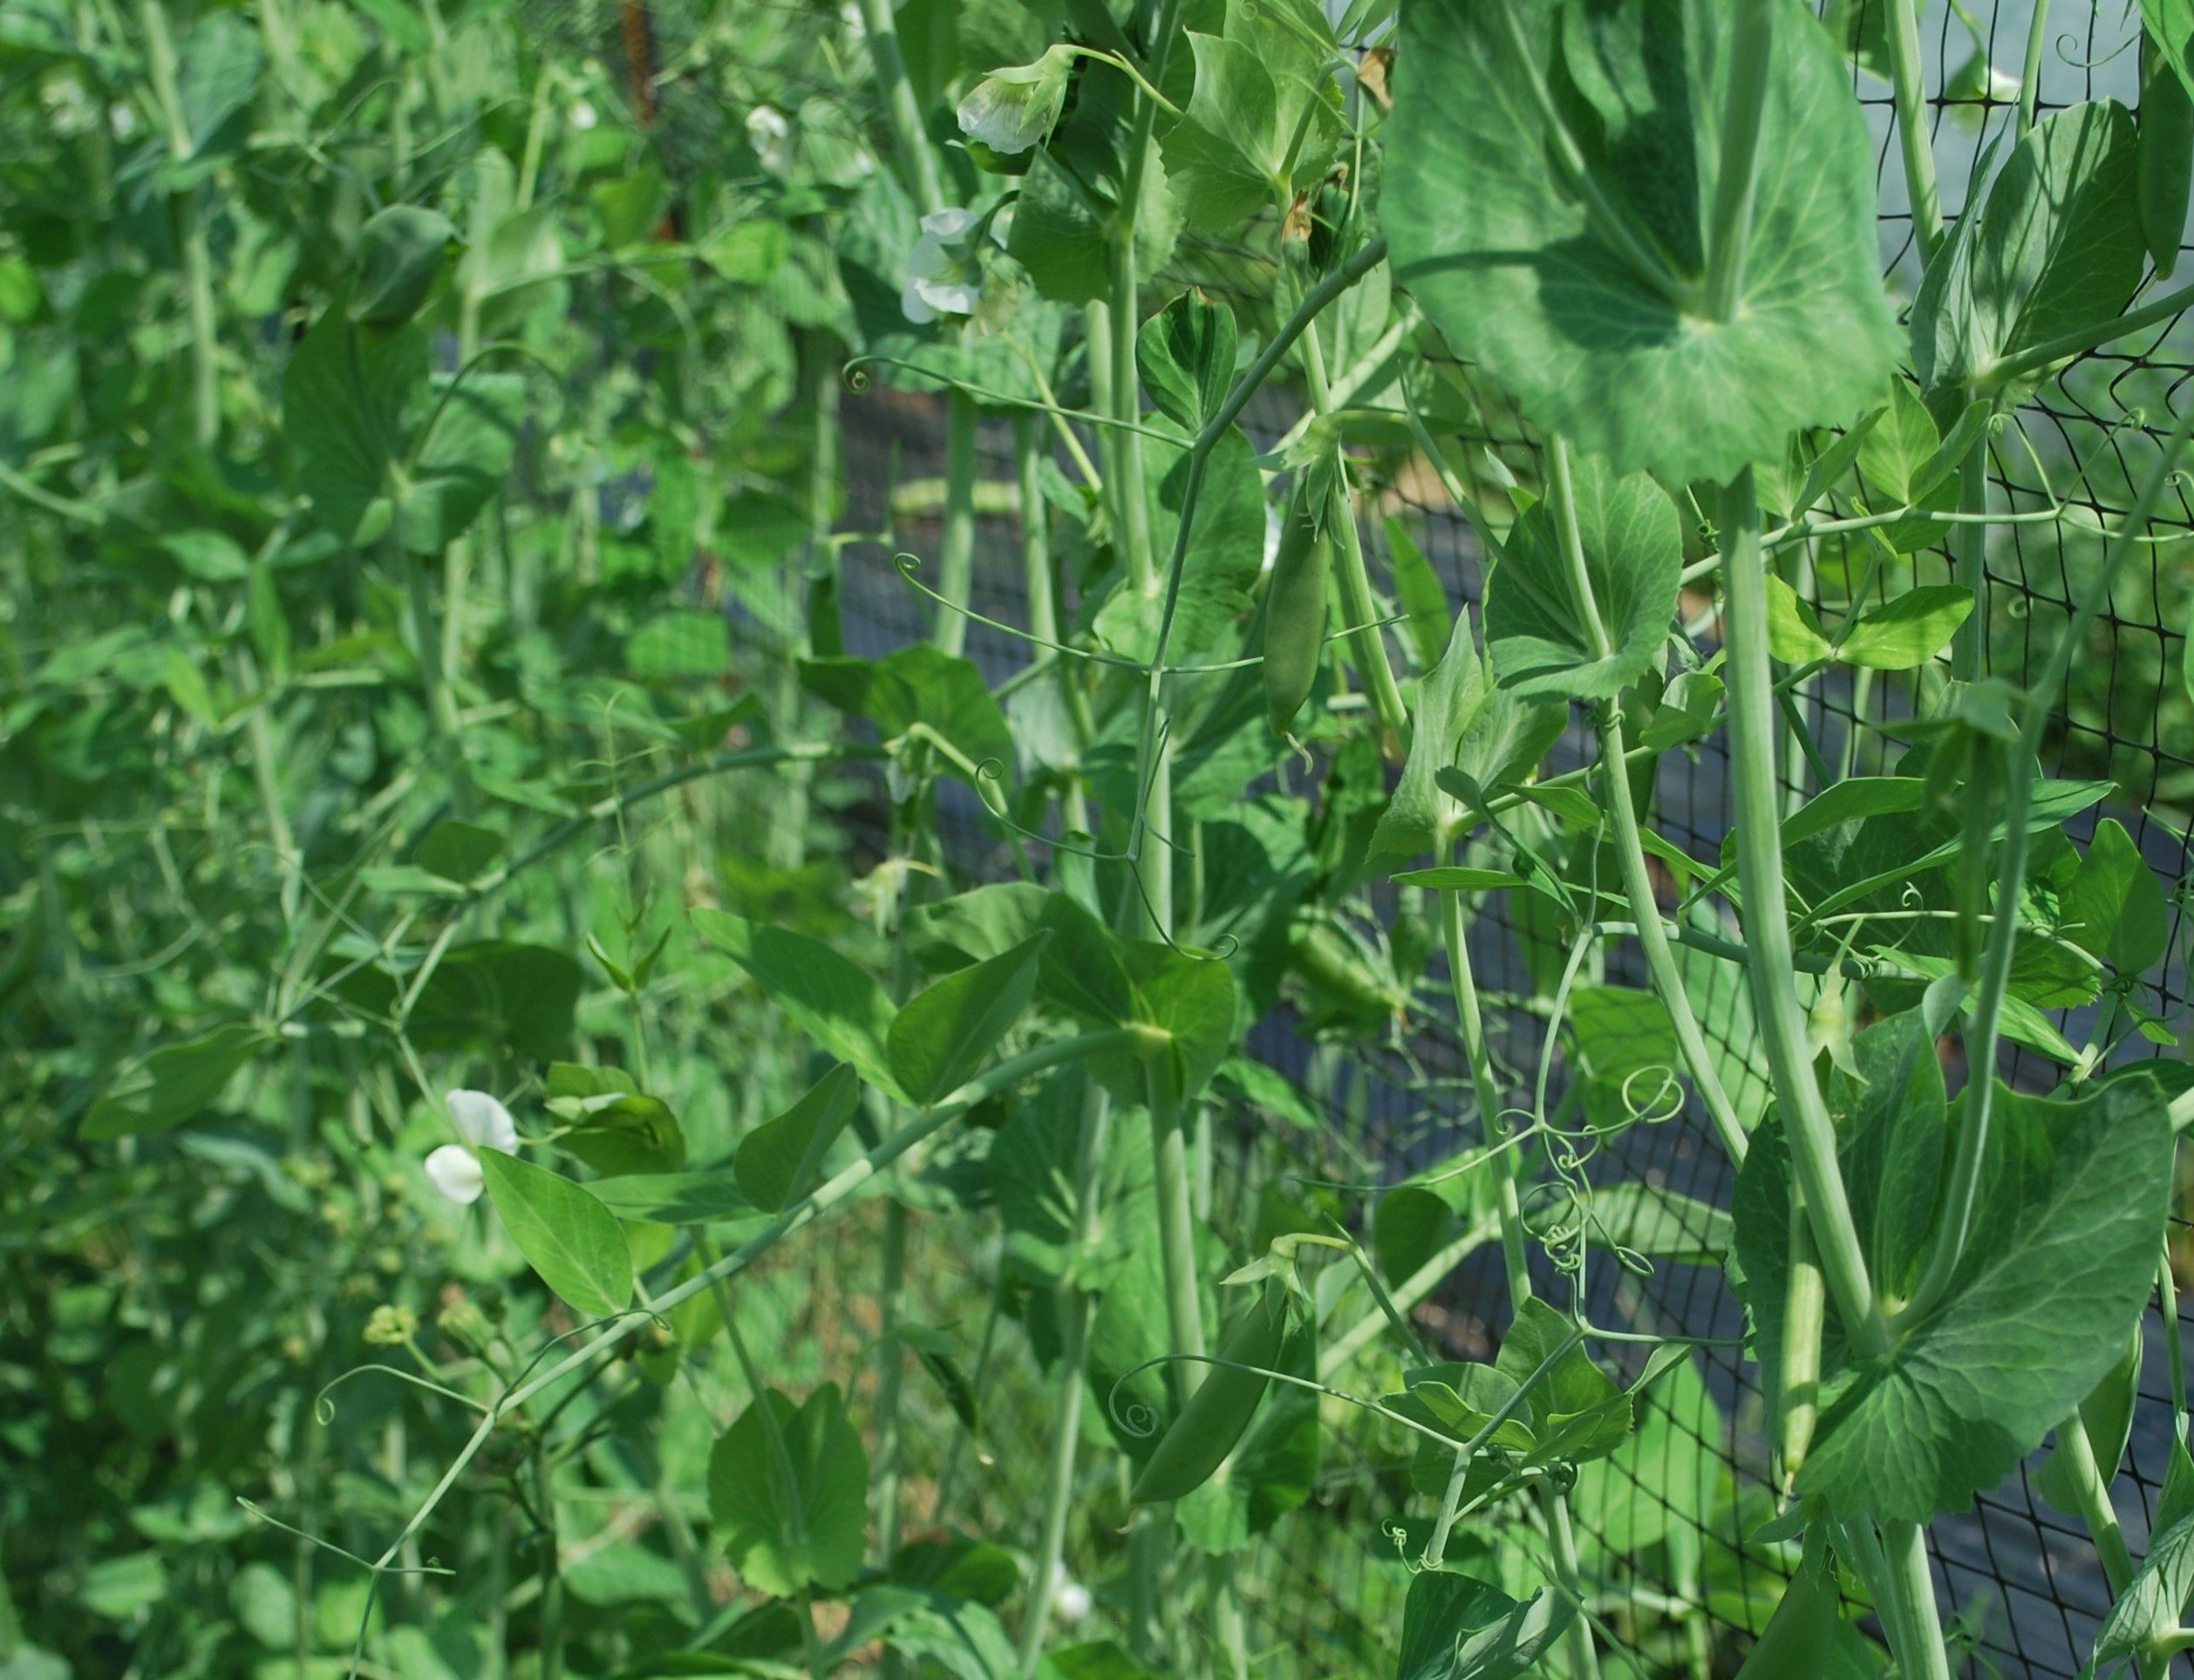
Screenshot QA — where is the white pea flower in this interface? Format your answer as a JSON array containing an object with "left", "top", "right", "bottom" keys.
[
  {"left": 746, "top": 104, "right": 794, "bottom": 175},
  {"left": 840, "top": 0, "right": 864, "bottom": 40},
  {"left": 425, "top": 1088, "right": 518, "bottom": 1205},
  {"left": 570, "top": 99, "right": 597, "bottom": 132},
  {"left": 1051, "top": 1561, "right": 1092, "bottom": 1622},
  {"left": 901, "top": 207, "right": 985, "bottom": 325},
  {"left": 957, "top": 46, "right": 1073, "bottom": 155}
]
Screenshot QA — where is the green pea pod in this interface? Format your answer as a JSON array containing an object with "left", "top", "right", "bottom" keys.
[
  {"left": 1264, "top": 477, "right": 1332, "bottom": 735},
  {"left": 1779, "top": 1194, "right": 1824, "bottom": 1500},
  {"left": 1734, "top": 1537, "right": 1843, "bottom": 1679},
  {"left": 1129, "top": 1286, "right": 1288, "bottom": 1504},
  {"left": 2142, "top": 28, "right": 2194, "bottom": 280}
]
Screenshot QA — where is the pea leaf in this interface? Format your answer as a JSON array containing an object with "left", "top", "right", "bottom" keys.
[
  {"left": 351, "top": 206, "right": 455, "bottom": 327},
  {"left": 1482, "top": 454, "right": 1680, "bottom": 703},
  {"left": 694, "top": 910, "right": 900, "bottom": 1096},
  {"left": 1006, "top": 65, "right": 1182, "bottom": 304},
  {"left": 584, "top": 1169, "right": 760, "bottom": 1226},
  {"left": 1135, "top": 290, "right": 1238, "bottom": 432},
  {"left": 1384, "top": 515, "right": 1453, "bottom": 670},
  {"left": 2061, "top": 817, "right": 2170, "bottom": 976},
  {"left": 1838, "top": 585, "right": 1974, "bottom": 670},
  {"left": 708, "top": 1384, "right": 869, "bottom": 1596},
  {"left": 1371, "top": 614, "right": 1491, "bottom": 859},
  {"left": 1397, "top": 1567, "right": 1574, "bottom": 1680},
  {"left": 1913, "top": 100, "right": 2145, "bottom": 402},
  {"left": 732, "top": 1064, "right": 861, "bottom": 1214},
  {"left": 904, "top": 883, "right": 1135, "bottom": 1025},
  {"left": 1732, "top": 1073, "right": 2173, "bottom": 1523},
  {"left": 1765, "top": 575, "right": 1832, "bottom": 663},
  {"left": 1386, "top": 0, "right": 1899, "bottom": 486},
  {"left": 84, "top": 1023, "right": 269, "bottom": 1140},
  {"left": 480, "top": 1151, "right": 633, "bottom": 1317},
  {"left": 1159, "top": 8, "right": 1339, "bottom": 234},
  {"left": 887, "top": 932, "right": 1049, "bottom": 1105},
  {"left": 1495, "top": 1297, "right": 1630, "bottom": 1466}
]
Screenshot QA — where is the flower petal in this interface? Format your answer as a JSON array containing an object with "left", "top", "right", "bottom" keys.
[
  {"left": 425, "top": 1144, "right": 485, "bottom": 1205},
  {"left": 900, "top": 276, "right": 937, "bottom": 325},
  {"left": 446, "top": 1088, "right": 517, "bottom": 1152},
  {"left": 919, "top": 206, "right": 978, "bottom": 241}
]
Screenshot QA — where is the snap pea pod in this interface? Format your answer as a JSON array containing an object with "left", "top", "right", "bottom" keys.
[
  {"left": 1263, "top": 474, "right": 1333, "bottom": 735},
  {"left": 1779, "top": 1190, "right": 1824, "bottom": 1500},
  {"left": 1734, "top": 1534, "right": 1843, "bottom": 1679},
  {"left": 1129, "top": 1285, "right": 1287, "bottom": 1503},
  {"left": 2142, "top": 26, "right": 2194, "bottom": 279}
]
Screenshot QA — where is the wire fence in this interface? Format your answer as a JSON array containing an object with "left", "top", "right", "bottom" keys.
[{"left": 719, "top": 3, "right": 2194, "bottom": 1675}]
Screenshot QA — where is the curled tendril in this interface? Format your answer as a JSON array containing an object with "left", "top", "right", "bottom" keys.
[
  {"left": 841, "top": 360, "right": 875, "bottom": 394},
  {"left": 1618, "top": 1064, "right": 1686, "bottom": 1128},
  {"left": 2054, "top": 30, "right": 2129, "bottom": 72},
  {"left": 315, "top": 1364, "right": 491, "bottom": 1425}
]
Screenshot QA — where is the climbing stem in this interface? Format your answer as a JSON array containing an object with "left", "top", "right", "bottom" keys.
[
  {"left": 933, "top": 390, "right": 978, "bottom": 655},
  {"left": 1951, "top": 438, "right": 1989, "bottom": 681},
  {"left": 854, "top": 0, "right": 943, "bottom": 214},
  {"left": 1543, "top": 439, "right": 1746, "bottom": 1160},
  {"left": 1299, "top": 323, "right": 1409, "bottom": 746},
  {"left": 1885, "top": 0, "right": 1945, "bottom": 263},
  {"left": 1718, "top": 469, "right": 1884, "bottom": 1355}
]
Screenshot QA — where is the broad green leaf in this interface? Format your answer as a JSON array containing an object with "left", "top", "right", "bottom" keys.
[
  {"left": 1638, "top": 669, "right": 1724, "bottom": 752},
  {"left": 585, "top": 1169, "right": 760, "bottom": 1226},
  {"left": 1833, "top": 991, "right": 1958, "bottom": 1303},
  {"left": 351, "top": 206, "right": 455, "bottom": 327},
  {"left": 2061, "top": 817, "right": 2170, "bottom": 976},
  {"left": 2095, "top": 1498, "right": 2194, "bottom": 1666},
  {"left": 734, "top": 1064, "right": 862, "bottom": 1212},
  {"left": 1482, "top": 454, "right": 1679, "bottom": 703},
  {"left": 694, "top": 910, "right": 899, "bottom": 1095},
  {"left": 905, "top": 883, "right": 1135, "bottom": 1026},
  {"left": 1495, "top": 1297, "right": 1630, "bottom": 1466},
  {"left": 1384, "top": 515, "right": 1453, "bottom": 671},
  {"left": 887, "top": 932, "right": 1048, "bottom": 1105},
  {"left": 1839, "top": 585, "right": 1974, "bottom": 670},
  {"left": 1135, "top": 290, "right": 1238, "bottom": 432},
  {"left": 283, "top": 303, "right": 521, "bottom": 554},
  {"left": 1387, "top": 0, "right": 1899, "bottom": 486},
  {"left": 2032, "top": 1322, "right": 2143, "bottom": 1517},
  {"left": 1573, "top": 1354, "right": 1722, "bottom": 1561},
  {"left": 1765, "top": 575, "right": 1832, "bottom": 663},
  {"left": 2147, "top": 0, "right": 2194, "bottom": 102},
  {"left": 1733, "top": 1075, "right": 2173, "bottom": 1522},
  {"left": 1396, "top": 1567, "right": 1574, "bottom": 1680},
  {"left": 329, "top": 941, "right": 583, "bottom": 1062},
  {"left": 1128, "top": 941, "right": 1238, "bottom": 1100},
  {"left": 709, "top": 1384, "right": 868, "bottom": 1596},
  {"left": 1159, "top": 13, "right": 1339, "bottom": 233},
  {"left": 1094, "top": 425, "right": 1264, "bottom": 661},
  {"left": 480, "top": 1150, "right": 633, "bottom": 1317},
  {"left": 84, "top": 1023, "right": 269, "bottom": 1140},
  {"left": 1913, "top": 100, "right": 2145, "bottom": 402},
  {"left": 1568, "top": 986, "right": 1677, "bottom": 1086},
  {"left": 552, "top": 1083, "right": 686, "bottom": 1179},
  {"left": 413, "top": 819, "right": 502, "bottom": 883},
  {"left": 1006, "top": 65, "right": 1182, "bottom": 303},
  {"left": 799, "top": 643, "right": 1015, "bottom": 798},
  {"left": 1371, "top": 614, "right": 1491, "bottom": 858}
]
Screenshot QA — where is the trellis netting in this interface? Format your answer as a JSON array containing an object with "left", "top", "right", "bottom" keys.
[{"left": 702, "top": 3, "right": 2194, "bottom": 1677}]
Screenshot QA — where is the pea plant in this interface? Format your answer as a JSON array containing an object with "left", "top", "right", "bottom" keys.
[{"left": 8, "top": 0, "right": 2194, "bottom": 1677}]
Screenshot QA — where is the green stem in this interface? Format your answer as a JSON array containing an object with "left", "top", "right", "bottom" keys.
[
  {"left": 875, "top": 1199, "right": 910, "bottom": 1564},
  {"left": 1542, "top": 438, "right": 1745, "bottom": 1158},
  {"left": 1719, "top": 469, "right": 1886, "bottom": 1356},
  {"left": 1886, "top": 0, "right": 1945, "bottom": 265},
  {"left": 390, "top": 482, "right": 476, "bottom": 819},
  {"left": 1016, "top": 1078, "right": 1112, "bottom": 1675},
  {"left": 534, "top": 1445, "right": 562, "bottom": 1680},
  {"left": 2054, "top": 1408, "right": 2139, "bottom": 1603},
  {"left": 1900, "top": 397, "right": 2194, "bottom": 1327},
  {"left": 2019, "top": 0, "right": 2050, "bottom": 133},
  {"left": 1951, "top": 438, "right": 1989, "bottom": 682},
  {"left": 1987, "top": 276, "right": 2194, "bottom": 394},
  {"left": 1016, "top": 415, "right": 1095, "bottom": 824},
  {"left": 140, "top": 0, "right": 219, "bottom": 448},
  {"left": 1878, "top": 1522, "right": 1953, "bottom": 1680},
  {"left": 854, "top": 0, "right": 944, "bottom": 214},
  {"left": 1540, "top": 1485, "right": 1602, "bottom": 1680},
  {"left": 933, "top": 389, "right": 978, "bottom": 656},
  {"left": 1300, "top": 325, "right": 1409, "bottom": 746},
  {"left": 1144, "top": 1060, "right": 1206, "bottom": 1398},
  {"left": 1704, "top": 0, "right": 1775, "bottom": 320}
]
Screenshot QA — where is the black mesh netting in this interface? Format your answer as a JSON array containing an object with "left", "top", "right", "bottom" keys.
[{"left": 722, "top": 4, "right": 2193, "bottom": 1676}]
